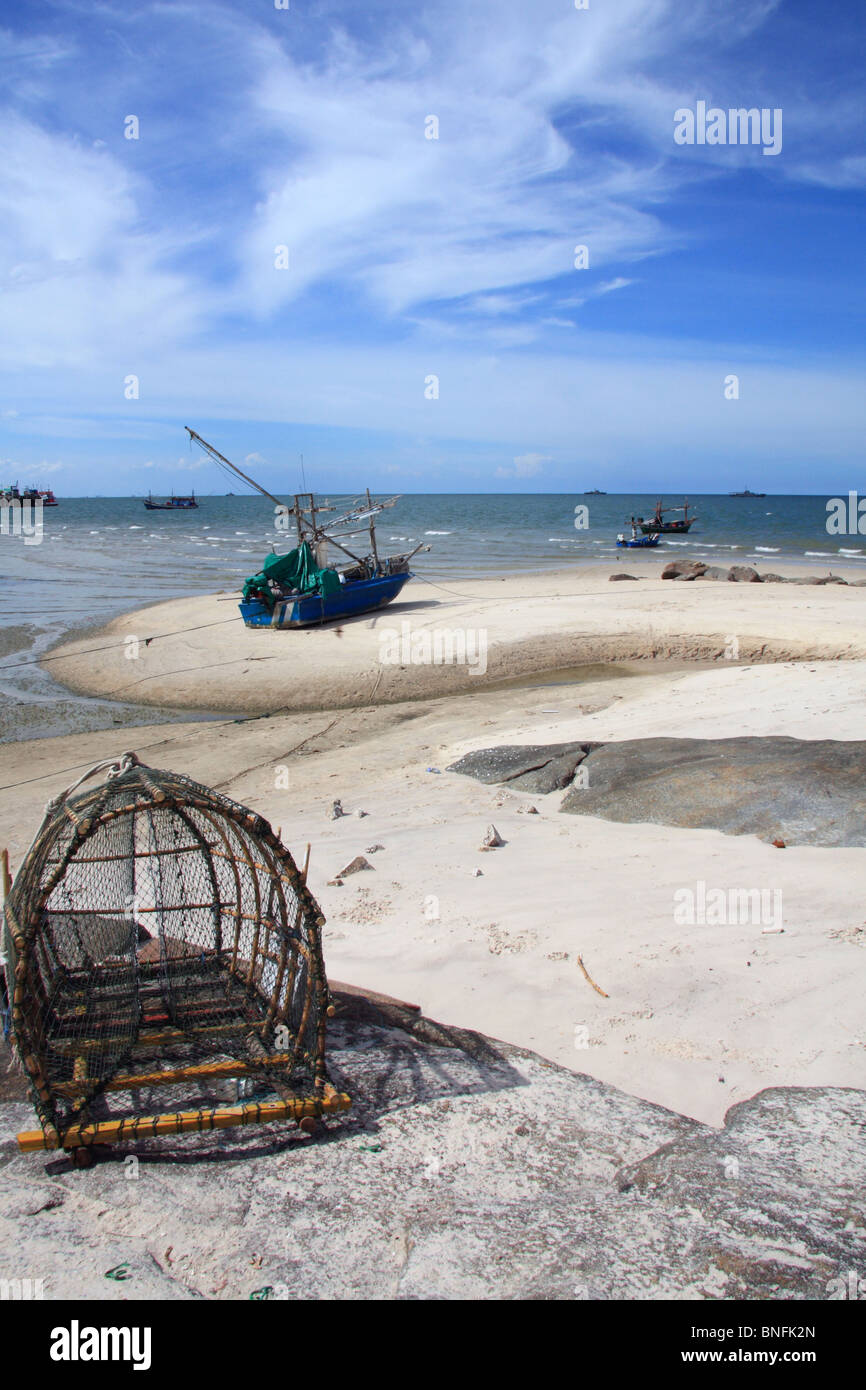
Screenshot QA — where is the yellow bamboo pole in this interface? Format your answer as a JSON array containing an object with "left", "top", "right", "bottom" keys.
[
  {"left": 53, "top": 1052, "right": 296, "bottom": 1098},
  {"left": 17, "top": 1091, "right": 352, "bottom": 1151}
]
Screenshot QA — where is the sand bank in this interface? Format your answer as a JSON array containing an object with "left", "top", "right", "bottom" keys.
[{"left": 39, "top": 561, "right": 866, "bottom": 715}]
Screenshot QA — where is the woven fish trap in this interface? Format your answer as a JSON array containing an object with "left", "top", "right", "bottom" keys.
[{"left": 2, "top": 753, "right": 349, "bottom": 1155}]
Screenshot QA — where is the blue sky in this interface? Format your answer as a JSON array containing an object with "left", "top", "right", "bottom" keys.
[{"left": 0, "top": 0, "right": 864, "bottom": 495}]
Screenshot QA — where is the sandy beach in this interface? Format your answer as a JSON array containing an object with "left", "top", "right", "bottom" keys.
[{"left": 2, "top": 561, "right": 864, "bottom": 1129}]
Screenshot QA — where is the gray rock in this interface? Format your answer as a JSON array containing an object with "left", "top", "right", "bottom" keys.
[
  {"left": 448, "top": 743, "right": 593, "bottom": 794},
  {"left": 1, "top": 1005, "right": 862, "bottom": 1301},
  {"left": 609, "top": 573, "right": 640, "bottom": 581},
  {"left": 480, "top": 824, "right": 504, "bottom": 849},
  {"left": 452, "top": 737, "right": 866, "bottom": 847},
  {"left": 696, "top": 565, "right": 731, "bottom": 581},
  {"left": 559, "top": 736, "right": 866, "bottom": 847},
  {"left": 728, "top": 565, "right": 762, "bottom": 582},
  {"left": 339, "top": 855, "right": 374, "bottom": 876}
]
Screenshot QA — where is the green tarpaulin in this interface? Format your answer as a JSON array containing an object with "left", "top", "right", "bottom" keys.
[{"left": 242, "top": 541, "right": 342, "bottom": 607}]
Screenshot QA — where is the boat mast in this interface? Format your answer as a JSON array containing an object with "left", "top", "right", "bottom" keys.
[{"left": 185, "top": 427, "right": 284, "bottom": 508}]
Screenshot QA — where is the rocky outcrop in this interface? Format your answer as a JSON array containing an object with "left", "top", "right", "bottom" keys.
[
  {"left": 450, "top": 737, "right": 866, "bottom": 847},
  {"left": 1, "top": 1003, "right": 862, "bottom": 1300},
  {"left": 728, "top": 565, "right": 762, "bottom": 583},
  {"left": 448, "top": 742, "right": 593, "bottom": 794}
]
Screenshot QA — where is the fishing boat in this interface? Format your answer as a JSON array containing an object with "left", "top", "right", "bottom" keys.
[
  {"left": 729, "top": 487, "right": 766, "bottom": 498},
  {"left": 617, "top": 519, "right": 661, "bottom": 549},
  {"left": 1, "top": 484, "right": 58, "bottom": 506},
  {"left": 185, "top": 428, "right": 428, "bottom": 628},
  {"left": 143, "top": 491, "right": 199, "bottom": 510},
  {"left": 637, "top": 499, "right": 697, "bottom": 534}
]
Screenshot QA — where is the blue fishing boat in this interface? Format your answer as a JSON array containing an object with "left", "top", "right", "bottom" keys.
[
  {"left": 185, "top": 428, "right": 428, "bottom": 629},
  {"left": 617, "top": 517, "right": 661, "bottom": 549},
  {"left": 616, "top": 532, "right": 660, "bottom": 549},
  {"left": 240, "top": 568, "right": 414, "bottom": 628}
]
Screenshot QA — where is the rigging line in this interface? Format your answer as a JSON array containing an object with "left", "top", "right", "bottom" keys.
[
  {"left": 1, "top": 618, "right": 242, "bottom": 671},
  {"left": 0, "top": 704, "right": 299, "bottom": 796}
]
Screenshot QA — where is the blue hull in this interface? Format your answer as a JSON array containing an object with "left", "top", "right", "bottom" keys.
[
  {"left": 616, "top": 536, "right": 660, "bottom": 549},
  {"left": 240, "top": 571, "right": 414, "bottom": 628}
]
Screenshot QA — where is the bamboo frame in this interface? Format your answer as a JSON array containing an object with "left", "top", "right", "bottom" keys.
[
  {"left": 6, "top": 760, "right": 347, "bottom": 1154},
  {"left": 17, "top": 1091, "right": 352, "bottom": 1151}
]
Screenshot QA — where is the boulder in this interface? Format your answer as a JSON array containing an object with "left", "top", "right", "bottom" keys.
[
  {"left": 727, "top": 565, "right": 762, "bottom": 582},
  {"left": 448, "top": 743, "right": 593, "bottom": 794},
  {"left": 695, "top": 565, "right": 731, "bottom": 581},
  {"left": 661, "top": 559, "right": 708, "bottom": 581}
]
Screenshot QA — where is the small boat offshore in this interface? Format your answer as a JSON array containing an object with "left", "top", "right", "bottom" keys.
[
  {"left": 185, "top": 428, "right": 428, "bottom": 628},
  {"left": 143, "top": 491, "right": 199, "bottom": 510},
  {"left": 617, "top": 517, "right": 661, "bottom": 548}
]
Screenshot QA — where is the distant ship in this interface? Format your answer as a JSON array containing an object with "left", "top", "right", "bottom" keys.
[
  {"left": 143, "top": 490, "right": 199, "bottom": 510},
  {"left": 583, "top": 488, "right": 607, "bottom": 495},
  {"left": 729, "top": 488, "right": 766, "bottom": 498}
]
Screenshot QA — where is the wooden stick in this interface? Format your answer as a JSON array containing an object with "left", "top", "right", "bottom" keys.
[
  {"left": 1, "top": 847, "right": 11, "bottom": 902},
  {"left": 577, "top": 954, "right": 609, "bottom": 998},
  {"left": 17, "top": 1091, "right": 352, "bottom": 1151}
]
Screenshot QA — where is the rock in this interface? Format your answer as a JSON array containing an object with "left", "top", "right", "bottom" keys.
[
  {"left": 661, "top": 560, "right": 708, "bottom": 581},
  {"left": 772, "top": 838, "right": 786, "bottom": 848},
  {"left": 609, "top": 573, "right": 639, "bottom": 581},
  {"left": 760, "top": 573, "right": 787, "bottom": 583},
  {"left": 558, "top": 736, "right": 866, "bottom": 847},
  {"left": 696, "top": 565, "right": 731, "bottom": 581},
  {"left": 327, "top": 877, "right": 344, "bottom": 887},
  {"left": 355, "top": 809, "right": 369, "bottom": 818},
  {"left": 330, "top": 800, "right": 344, "bottom": 820},
  {"left": 480, "top": 824, "right": 505, "bottom": 850},
  {"left": 453, "top": 738, "right": 866, "bottom": 848},
  {"left": 448, "top": 743, "right": 593, "bottom": 794},
  {"left": 2, "top": 1006, "right": 863, "bottom": 1300},
  {"left": 518, "top": 806, "right": 539, "bottom": 815},
  {"left": 728, "top": 565, "right": 762, "bottom": 582},
  {"left": 365, "top": 844, "right": 385, "bottom": 854},
  {"left": 339, "top": 855, "right": 374, "bottom": 876}
]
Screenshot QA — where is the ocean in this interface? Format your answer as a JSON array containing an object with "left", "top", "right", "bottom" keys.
[{"left": 0, "top": 492, "right": 859, "bottom": 743}]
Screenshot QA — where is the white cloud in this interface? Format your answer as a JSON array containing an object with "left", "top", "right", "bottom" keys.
[{"left": 496, "top": 452, "right": 551, "bottom": 479}]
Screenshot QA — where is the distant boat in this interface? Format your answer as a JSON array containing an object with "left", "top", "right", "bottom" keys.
[
  {"left": 1, "top": 483, "right": 58, "bottom": 506},
  {"left": 729, "top": 488, "right": 766, "bottom": 498},
  {"left": 143, "top": 490, "right": 199, "bottom": 510},
  {"left": 637, "top": 499, "right": 697, "bottom": 534},
  {"left": 583, "top": 488, "right": 607, "bottom": 495}
]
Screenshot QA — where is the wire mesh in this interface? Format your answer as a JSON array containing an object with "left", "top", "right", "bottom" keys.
[{"left": 3, "top": 758, "right": 334, "bottom": 1145}]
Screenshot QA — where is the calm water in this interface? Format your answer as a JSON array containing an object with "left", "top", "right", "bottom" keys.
[{"left": 0, "top": 492, "right": 859, "bottom": 742}]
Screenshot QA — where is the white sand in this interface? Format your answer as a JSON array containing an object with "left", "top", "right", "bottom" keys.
[{"left": 2, "top": 563, "right": 865, "bottom": 1126}]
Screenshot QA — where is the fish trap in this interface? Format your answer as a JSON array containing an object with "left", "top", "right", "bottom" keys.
[{"left": 2, "top": 754, "right": 349, "bottom": 1156}]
